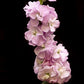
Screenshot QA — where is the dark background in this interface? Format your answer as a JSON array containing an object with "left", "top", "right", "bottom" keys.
[{"left": 0, "top": 0, "right": 84, "bottom": 83}]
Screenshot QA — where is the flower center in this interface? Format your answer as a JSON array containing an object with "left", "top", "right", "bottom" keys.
[
  {"left": 57, "top": 49, "right": 60, "bottom": 54},
  {"left": 33, "top": 31, "right": 37, "bottom": 35},
  {"left": 42, "top": 73, "right": 50, "bottom": 80},
  {"left": 41, "top": 44, "right": 45, "bottom": 48},
  {"left": 37, "top": 59, "right": 43, "bottom": 64},
  {"left": 58, "top": 67, "right": 66, "bottom": 76}
]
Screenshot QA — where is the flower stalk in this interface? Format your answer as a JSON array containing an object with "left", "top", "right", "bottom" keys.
[
  {"left": 42, "top": 81, "right": 59, "bottom": 84},
  {"left": 23, "top": 0, "right": 71, "bottom": 84},
  {"left": 42, "top": 81, "right": 49, "bottom": 84},
  {"left": 39, "top": 0, "right": 46, "bottom": 4}
]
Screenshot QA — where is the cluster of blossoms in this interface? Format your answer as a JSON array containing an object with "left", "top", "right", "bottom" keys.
[{"left": 24, "top": 0, "right": 71, "bottom": 84}]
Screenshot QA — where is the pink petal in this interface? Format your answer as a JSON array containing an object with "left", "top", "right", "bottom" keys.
[
  {"left": 41, "top": 25, "right": 50, "bottom": 32},
  {"left": 24, "top": 31, "right": 33, "bottom": 41}
]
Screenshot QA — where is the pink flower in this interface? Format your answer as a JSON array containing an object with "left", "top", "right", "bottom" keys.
[
  {"left": 55, "top": 62, "right": 71, "bottom": 78},
  {"left": 54, "top": 61, "right": 71, "bottom": 84},
  {"left": 42, "top": 5, "right": 57, "bottom": 24},
  {"left": 34, "top": 56, "right": 43, "bottom": 74},
  {"left": 41, "top": 18, "right": 60, "bottom": 32},
  {"left": 37, "top": 66, "right": 56, "bottom": 81},
  {"left": 24, "top": 1, "right": 59, "bottom": 23},
  {"left": 25, "top": 27, "right": 46, "bottom": 46},
  {"left": 35, "top": 60, "right": 71, "bottom": 84},
  {"left": 52, "top": 44, "right": 69, "bottom": 62},
  {"left": 24, "top": 1, "right": 50, "bottom": 21},
  {"left": 48, "top": 18, "right": 60, "bottom": 32},
  {"left": 34, "top": 59, "right": 71, "bottom": 84},
  {"left": 36, "top": 5, "right": 51, "bottom": 18},
  {"left": 23, "top": 1, "right": 40, "bottom": 17},
  {"left": 34, "top": 50, "right": 71, "bottom": 83},
  {"left": 34, "top": 43, "right": 69, "bottom": 63},
  {"left": 41, "top": 7, "right": 60, "bottom": 32},
  {"left": 29, "top": 4, "right": 56, "bottom": 21},
  {"left": 34, "top": 36, "right": 57, "bottom": 56}
]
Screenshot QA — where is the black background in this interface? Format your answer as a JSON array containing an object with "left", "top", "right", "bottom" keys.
[{"left": 0, "top": 0, "right": 84, "bottom": 83}]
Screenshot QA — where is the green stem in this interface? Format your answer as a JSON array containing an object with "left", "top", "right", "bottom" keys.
[
  {"left": 42, "top": 81, "right": 49, "bottom": 84},
  {"left": 39, "top": 0, "right": 43, "bottom": 4},
  {"left": 42, "top": 81, "right": 59, "bottom": 84},
  {"left": 39, "top": 0, "right": 46, "bottom": 5}
]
